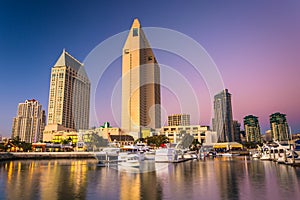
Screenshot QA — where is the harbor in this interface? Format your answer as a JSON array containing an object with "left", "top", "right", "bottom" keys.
[
  {"left": 0, "top": 157, "right": 299, "bottom": 200},
  {"left": 1, "top": 148, "right": 299, "bottom": 169}
]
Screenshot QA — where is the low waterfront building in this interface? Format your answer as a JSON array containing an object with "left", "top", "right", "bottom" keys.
[
  {"left": 109, "top": 134, "right": 135, "bottom": 146},
  {"left": 213, "top": 142, "right": 243, "bottom": 151},
  {"left": 82, "top": 126, "right": 121, "bottom": 140},
  {"left": 52, "top": 131, "right": 78, "bottom": 144},
  {"left": 31, "top": 143, "right": 47, "bottom": 152},
  {"left": 43, "top": 124, "right": 75, "bottom": 142},
  {"left": 159, "top": 125, "right": 209, "bottom": 143}
]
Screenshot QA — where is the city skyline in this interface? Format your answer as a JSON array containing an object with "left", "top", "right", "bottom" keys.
[{"left": 1, "top": 1, "right": 300, "bottom": 137}]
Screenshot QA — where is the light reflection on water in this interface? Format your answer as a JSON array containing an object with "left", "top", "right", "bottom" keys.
[{"left": 0, "top": 157, "right": 299, "bottom": 200}]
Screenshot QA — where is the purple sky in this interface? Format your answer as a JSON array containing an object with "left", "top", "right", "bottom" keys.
[{"left": 0, "top": 1, "right": 300, "bottom": 137}]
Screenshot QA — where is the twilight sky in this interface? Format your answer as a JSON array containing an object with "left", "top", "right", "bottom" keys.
[{"left": 0, "top": 0, "right": 299, "bottom": 137}]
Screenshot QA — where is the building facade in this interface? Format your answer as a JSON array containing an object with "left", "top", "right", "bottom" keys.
[
  {"left": 243, "top": 115, "right": 261, "bottom": 143},
  {"left": 168, "top": 114, "right": 190, "bottom": 126},
  {"left": 264, "top": 130, "right": 272, "bottom": 142},
  {"left": 212, "top": 89, "right": 234, "bottom": 142},
  {"left": 270, "top": 112, "right": 290, "bottom": 141},
  {"left": 12, "top": 99, "right": 46, "bottom": 143},
  {"left": 233, "top": 120, "right": 241, "bottom": 142},
  {"left": 160, "top": 125, "right": 209, "bottom": 144},
  {"left": 46, "top": 50, "right": 90, "bottom": 134},
  {"left": 121, "top": 18, "right": 161, "bottom": 133}
]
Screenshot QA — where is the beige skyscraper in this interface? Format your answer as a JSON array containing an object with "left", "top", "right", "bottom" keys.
[
  {"left": 122, "top": 19, "right": 161, "bottom": 133},
  {"left": 12, "top": 99, "right": 46, "bottom": 143},
  {"left": 45, "top": 50, "right": 90, "bottom": 133}
]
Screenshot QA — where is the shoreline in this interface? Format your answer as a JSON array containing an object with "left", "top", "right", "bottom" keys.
[{"left": 0, "top": 152, "right": 96, "bottom": 161}]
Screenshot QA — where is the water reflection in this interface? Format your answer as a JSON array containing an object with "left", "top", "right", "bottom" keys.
[{"left": 0, "top": 158, "right": 299, "bottom": 200}]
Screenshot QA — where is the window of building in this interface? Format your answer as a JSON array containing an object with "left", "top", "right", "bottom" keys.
[{"left": 133, "top": 28, "right": 138, "bottom": 37}]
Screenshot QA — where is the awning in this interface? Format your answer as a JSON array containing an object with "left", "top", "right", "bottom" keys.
[
  {"left": 230, "top": 143, "right": 243, "bottom": 148},
  {"left": 213, "top": 144, "right": 228, "bottom": 149},
  {"left": 213, "top": 142, "right": 243, "bottom": 149}
]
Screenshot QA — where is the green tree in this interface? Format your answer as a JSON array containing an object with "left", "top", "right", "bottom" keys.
[
  {"left": 145, "top": 135, "right": 169, "bottom": 147},
  {"left": 61, "top": 139, "right": 69, "bottom": 145},
  {"left": 190, "top": 139, "right": 201, "bottom": 151}
]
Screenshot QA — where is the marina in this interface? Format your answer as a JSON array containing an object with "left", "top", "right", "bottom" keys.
[
  {"left": 249, "top": 141, "right": 300, "bottom": 167},
  {"left": 0, "top": 156, "right": 299, "bottom": 199}
]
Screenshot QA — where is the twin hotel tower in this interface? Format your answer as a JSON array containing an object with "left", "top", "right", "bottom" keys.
[{"left": 12, "top": 19, "right": 290, "bottom": 145}]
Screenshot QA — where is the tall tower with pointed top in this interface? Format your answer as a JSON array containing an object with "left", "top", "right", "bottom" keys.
[
  {"left": 122, "top": 18, "right": 161, "bottom": 133},
  {"left": 46, "top": 50, "right": 90, "bottom": 131}
]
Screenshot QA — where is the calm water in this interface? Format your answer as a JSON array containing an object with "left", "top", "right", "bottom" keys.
[{"left": 0, "top": 157, "right": 300, "bottom": 200}]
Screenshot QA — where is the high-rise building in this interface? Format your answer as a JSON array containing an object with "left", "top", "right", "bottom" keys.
[
  {"left": 168, "top": 114, "right": 190, "bottom": 126},
  {"left": 45, "top": 50, "right": 90, "bottom": 135},
  {"left": 121, "top": 18, "right": 161, "bottom": 133},
  {"left": 265, "top": 130, "right": 272, "bottom": 142},
  {"left": 270, "top": 112, "right": 290, "bottom": 141},
  {"left": 212, "top": 89, "right": 234, "bottom": 142},
  {"left": 233, "top": 120, "right": 241, "bottom": 142},
  {"left": 243, "top": 115, "right": 261, "bottom": 143},
  {"left": 12, "top": 99, "right": 46, "bottom": 143}
]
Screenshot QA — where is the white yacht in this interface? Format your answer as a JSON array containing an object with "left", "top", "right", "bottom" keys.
[
  {"left": 118, "top": 154, "right": 140, "bottom": 167},
  {"left": 250, "top": 151, "right": 261, "bottom": 159},
  {"left": 294, "top": 139, "right": 300, "bottom": 155},
  {"left": 155, "top": 148, "right": 183, "bottom": 162},
  {"left": 135, "top": 142, "right": 155, "bottom": 160},
  {"left": 270, "top": 141, "right": 293, "bottom": 162},
  {"left": 117, "top": 145, "right": 145, "bottom": 167},
  {"left": 260, "top": 145, "right": 271, "bottom": 161},
  {"left": 94, "top": 147, "right": 120, "bottom": 166}
]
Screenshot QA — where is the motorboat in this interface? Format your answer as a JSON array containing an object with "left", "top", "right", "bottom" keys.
[
  {"left": 285, "top": 151, "right": 300, "bottom": 165},
  {"left": 199, "top": 146, "right": 216, "bottom": 159},
  {"left": 294, "top": 139, "right": 300, "bottom": 155},
  {"left": 183, "top": 151, "right": 198, "bottom": 159},
  {"left": 117, "top": 145, "right": 146, "bottom": 168},
  {"left": 269, "top": 141, "right": 292, "bottom": 162},
  {"left": 94, "top": 147, "right": 120, "bottom": 166},
  {"left": 135, "top": 142, "right": 150, "bottom": 152},
  {"left": 250, "top": 151, "right": 261, "bottom": 159},
  {"left": 260, "top": 145, "right": 271, "bottom": 161},
  {"left": 120, "top": 145, "right": 145, "bottom": 161},
  {"left": 118, "top": 154, "right": 140, "bottom": 168},
  {"left": 221, "top": 153, "right": 233, "bottom": 157},
  {"left": 155, "top": 148, "right": 181, "bottom": 162},
  {"left": 135, "top": 142, "right": 155, "bottom": 160}
]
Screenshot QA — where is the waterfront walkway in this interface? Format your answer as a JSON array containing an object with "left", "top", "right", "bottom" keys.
[{"left": 0, "top": 152, "right": 95, "bottom": 161}]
